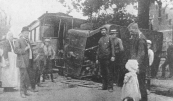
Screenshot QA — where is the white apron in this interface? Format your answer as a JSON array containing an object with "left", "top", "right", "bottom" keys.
[{"left": 1, "top": 40, "right": 20, "bottom": 88}]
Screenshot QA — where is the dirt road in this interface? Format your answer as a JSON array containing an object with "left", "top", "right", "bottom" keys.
[{"left": 0, "top": 76, "right": 173, "bottom": 101}]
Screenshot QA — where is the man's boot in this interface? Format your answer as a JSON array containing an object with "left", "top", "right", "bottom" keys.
[
  {"left": 102, "top": 79, "right": 107, "bottom": 90},
  {"left": 51, "top": 73, "right": 54, "bottom": 82}
]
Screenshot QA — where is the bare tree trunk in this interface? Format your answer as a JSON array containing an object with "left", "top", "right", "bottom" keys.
[{"left": 138, "top": 0, "right": 150, "bottom": 29}]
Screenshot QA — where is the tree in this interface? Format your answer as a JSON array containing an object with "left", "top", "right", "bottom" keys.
[
  {"left": 57, "top": 0, "right": 165, "bottom": 29},
  {"left": 62, "top": 0, "right": 138, "bottom": 28},
  {"left": 0, "top": 8, "right": 11, "bottom": 39}
]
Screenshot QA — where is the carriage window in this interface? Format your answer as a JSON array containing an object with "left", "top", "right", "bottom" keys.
[
  {"left": 42, "top": 25, "right": 54, "bottom": 37},
  {"left": 29, "top": 31, "right": 32, "bottom": 40},
  {"left": 32, "top": 30, "right": 35, "bottom": 41},
  {"left": 34, "top": 29, "right": 36, "bottom": 41},
  {"left": 36, "top": 27, "right": 40, "bottom": 41}
]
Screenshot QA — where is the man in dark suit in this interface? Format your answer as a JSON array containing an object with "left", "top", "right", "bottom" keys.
[
  {"left": 96, "top": 27, "right": 115, "bottom": 92},
  {"left": 14, "top": 27, "right": 33, "bottom": 98},
  {"left": 127, "top": 23, "right": 149, "bottom": 101}
]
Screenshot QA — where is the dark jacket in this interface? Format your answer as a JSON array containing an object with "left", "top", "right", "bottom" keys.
[
  {"left": 129, "top": 33, "right": 149, "bottom": 73},
  {"left": 14, "top": 38, "right": 33, "bottom": 68},
  {"left": 111, "top": 37, "right": 124, "bottom": 54},
  {"left": 96, "top": 35, "right": 115, "bottom": 60}
]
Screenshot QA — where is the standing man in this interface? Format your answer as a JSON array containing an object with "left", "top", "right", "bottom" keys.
[
  {"left": 33, "top": 41, "right": 45, "bottom": 86},
  {"left": 127, "top": 23, "right": 149, "bottom": 101},
  {"left": 43, "top": 38, "right": 55, "bottom": 82},
  {"left": 109, "top": 29, "right": 124, "bottom": 85},
  {"left": 146, "top": 40, "right": 154, "bottom": 90},
  {"left": 14, "top": 26, "right": 33, "bottom": 98},
  {"left": 96, "top": 27, "right": 115, "bottom": 92},
  {"left": 160, "top": 42, "right": 173, "bottom": 78},
  {"left": 147, "top": 40, "right": 154, "bottom": 67}
]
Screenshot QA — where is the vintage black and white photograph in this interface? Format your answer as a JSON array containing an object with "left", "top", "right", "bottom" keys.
[{"left": 0, "top": 0, "right": 173, "bottom": 101}]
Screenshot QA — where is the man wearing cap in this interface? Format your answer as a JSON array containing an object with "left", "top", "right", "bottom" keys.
[
  {"left": 96, "top": 27, "right": 115, "bottom": 92},
  {"left": 146, "top": 40, "right": 154, "bottom": 90},
  {"left": 43, "top": 38, "right": 55, "bottom": 82},
  {"left": 127, "top": 22, "right": 149, "bottom": 101},
  {"left": 147, "top": 40, "right": 154, "bottom": 67},
  {"left": 33, "top": 40, "right": 45, "bottom": 86},
  {"left": 109, "top": 29, "right": 124, "bottom": 85},
  {"left": 14, "top": 26, "right": 34, "bottom": 98}
]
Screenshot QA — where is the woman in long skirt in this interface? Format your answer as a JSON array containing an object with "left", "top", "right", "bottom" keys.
[{"left": 1, "top": 32, "right": 19, "bottom": 91}]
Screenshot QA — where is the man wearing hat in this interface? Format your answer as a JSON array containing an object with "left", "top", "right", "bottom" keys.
[
  {"left": 96, "top": 27, "right": 115, "bottom": 92},
  {"left": 14, "top": 26, "right": 35, "bottom": 98},
  {"left": 127, "top": 23, "right": 149, "bottom": 101},
  {"left": 109, "top": 29, "right": 124, "bottom": 86}
]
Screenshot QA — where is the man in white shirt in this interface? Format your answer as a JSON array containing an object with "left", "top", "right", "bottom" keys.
[
  {"left": 146, "top": 40, "right": 154, "bottom": 91},
  {"left": 147, "top": 40, "right": 154, "bottom": 66}
]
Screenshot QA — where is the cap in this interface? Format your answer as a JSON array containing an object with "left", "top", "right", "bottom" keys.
[
  {"left": 21, "top": 26, "right": 29, "bottom": 32},
  {"left": 110, "top": 29, "right": 118, "bottom": 34},
  {"left": 147, "top": 40, "right": 152, "bottom": 44},
  {"left": 44, "top": 39, "right": 51, "bottom": 42}
]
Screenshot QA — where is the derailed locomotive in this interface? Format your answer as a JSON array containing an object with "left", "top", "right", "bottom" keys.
[{"left": 63, "top": 24, "right": 163, "bottom": 79}]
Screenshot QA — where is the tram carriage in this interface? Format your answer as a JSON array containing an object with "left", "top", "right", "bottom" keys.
[
  {"left": 27, "top": 12, "right": 86, "bottom": 73},
  {"left": 27, "top": 12, "right": 163, "bottom": 79},
  {"left": 63, "top": 24, "right": 163, "bottom": 79}
]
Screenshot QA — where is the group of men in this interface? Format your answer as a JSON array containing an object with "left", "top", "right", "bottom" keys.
[
  {"left": 96, "top": 22, "right": 154, "bottom": 101},
  {"left": 14, "top": 26, "right": 55, "bottom": 98},
  {"left": 96, "top": 27, "right": 124, "bottom": 92}
]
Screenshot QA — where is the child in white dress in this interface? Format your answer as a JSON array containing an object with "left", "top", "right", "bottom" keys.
[{"left": 121, "top": 59, "right": 141, "bottom": 101}]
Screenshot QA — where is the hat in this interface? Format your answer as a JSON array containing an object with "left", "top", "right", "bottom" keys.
[
  {"left": 44, "top": 39, "right": 51, "bottom": 42},
  {"left": 127, "top": 22, "right": 139, "bottom": 31},
  {"left": 36, "top": 40, "right": 42, "bottom": 43},
  {"left": 147, "top": 40, "right": 152, "bottom": 44},
  {"left": 31, "top": 43, "right": 37, "bottom": 46},
  {"left": 21, "top": 26, "right": 29, "bottom": 32},
  {"left": 100, "top": 27, "right": 107, "bottom": 31}
]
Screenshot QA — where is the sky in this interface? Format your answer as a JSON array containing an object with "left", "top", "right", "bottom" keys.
[{"left": 0, "top": 0, "right": 87, "bottom": 37}]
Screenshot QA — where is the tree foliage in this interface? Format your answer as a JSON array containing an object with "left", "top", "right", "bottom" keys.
[
  {"left": 57, "top": 0, "right": 166, "bottom": 29},
  {"left": 0, "top": 8, "right": 11, "bottom": 39}
]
